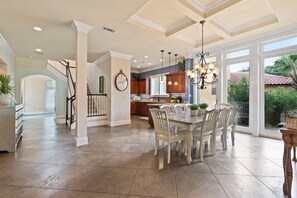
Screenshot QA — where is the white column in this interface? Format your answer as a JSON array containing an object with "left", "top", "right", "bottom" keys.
[{"left": 71, "top": 20, "right": 93, "bottom": 146}]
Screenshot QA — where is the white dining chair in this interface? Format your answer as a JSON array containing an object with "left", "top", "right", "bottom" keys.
[
  {"left": 160, "top": 105, "right": 175, "bottom": 115},
  {"left": 215, "top": 103, "right": 230, "bottom": 109},
  {"left": 213, "top": 108, "right": 230, "bottom": 152},
  {"left": 224, "top": 107, "right": 239, "bottom": 148},
  {"left": 150, "top": 108, "right": 186, "bottom": 163},
  {"left": 192, "top": 109, "right": 219, "bottom": 162},
  {"left": 174, "top": 104, "right": 188, "bottom": 116}
]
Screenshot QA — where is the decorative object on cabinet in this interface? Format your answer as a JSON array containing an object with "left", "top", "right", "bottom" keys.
[
  {"left": 115, "top": 69, "right": 128, "bottom": 91},
  {"left": 178, "top": 61, "right": 185, "bottom": 72},
  {"left": 186, "top": 20, "right": 219, "bottom": 89},
  {"left": 0, "top": 104, "right": 23, "bottom": 152}
]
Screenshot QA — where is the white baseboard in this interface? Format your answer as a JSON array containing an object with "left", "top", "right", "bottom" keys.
[
  {"left": 54, "top": 115, "right": 66, "bottom": 125},
  {"left": 76, "top": 136, "right": 88, "bottom": 146},
  {"left": 108, "top": 119, "right": 131, "bottom": 127}
]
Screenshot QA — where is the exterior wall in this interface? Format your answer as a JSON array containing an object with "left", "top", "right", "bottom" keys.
[{"left": 15, "top": 57, "right": 67, "bottom": 117}]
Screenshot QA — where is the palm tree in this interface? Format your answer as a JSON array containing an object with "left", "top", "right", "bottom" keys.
[{"left": 292, "top": 68, "right": 297, "bottom": 90}]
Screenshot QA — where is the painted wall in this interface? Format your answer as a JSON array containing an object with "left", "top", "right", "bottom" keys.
[
  {"left": 15, "top": 57, "right": 67, "bottom": 117},
  {"left": 22, "top": 75, "right": 56, "bottom": 115},
  {"left": 0, "top": 34, "right": 15, "bottom": 90},
  {"left": 89, "top": 52, "right": 131, "bottom": 126},
  {"left": 110, "top": 56, "right": 131, "bottom": 126}
]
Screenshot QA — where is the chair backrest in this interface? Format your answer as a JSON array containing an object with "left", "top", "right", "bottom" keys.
[
  {"left": 150, "top": 108, "right": 170, "bottom": 137},
  {"left": 217, "top": 108, "right": 230, "bottom": 130},
  {"left": 160, "top": 105, "right": 175, "bottom": 115},
  {"left": 215, "top": 103, "right": 230, "bottom": 109},
  {"left": 174, "top": 104, "right": 188, "bottom": 116},
  {"left": 228, "top": 107, "right": 239, "bottom": 127},
  {"left": 201, "top": 109, "right": 219, "bottom": 135}
]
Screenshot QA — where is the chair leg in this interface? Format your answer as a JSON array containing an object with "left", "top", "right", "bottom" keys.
[
  {"left": 154, "top": 138, "right": 159, "bottom": 156},
  {"left": 200, "top": 141, "right": 204, "bottom": 162},
  {"left": 223, "top": 133, "right": 227, "bottom": 150},
  {"left": 231, "top": 127, "right": 235, "bottom": 146},
  {"left": 167, "top": 142, "right": 171, "bottom": 163}
]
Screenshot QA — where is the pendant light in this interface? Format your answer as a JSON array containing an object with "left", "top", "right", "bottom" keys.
[
  {"left": 167, "top": 52, "right": 172, "bottom": 85},
  {"left": 174, "top": 54, "right": 179, "bottom": 85},
  {"left": 160, "top": 50, "right": 164, "bottom": 84}
]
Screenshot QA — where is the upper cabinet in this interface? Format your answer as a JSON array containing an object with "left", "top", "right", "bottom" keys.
[
  {"left": 131, "top": 80, "right": 138, "bottom": 94},
  {"left": 131, "top": 79, "right": 148, "bottom": 94},
  {"left": 166, "top": 72, "right": 185, "bottom": 93}
]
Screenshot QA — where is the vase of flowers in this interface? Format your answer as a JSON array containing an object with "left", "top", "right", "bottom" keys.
[{"left": 0, "top": 74, "right": 13, "bottom": 106}]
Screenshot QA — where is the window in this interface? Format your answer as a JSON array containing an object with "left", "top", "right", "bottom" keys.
[
  {"left": 263, "top": 36, "right": 297, "bottom": 51},
  {"left": 226, "top": 62, "right": 250, "bottom": 127},
  {"left": 150, "top": 75, "right": 167, "bottom": 95},
  {"left": 226, "top": 49, "right": 250, "bottom": 59}
]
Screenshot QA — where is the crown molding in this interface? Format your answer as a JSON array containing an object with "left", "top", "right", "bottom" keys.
[
  {"left": 93, "top": 51, "right": 133, "bottom": 65},
  {"left": 109, "top": 51, "right": 133, "bottom": 60},
  {"left": 130, "top": 15, "right": 167, "bottom": 33},
  {"left": 0, "top": 34, "right": 15, "bottom": 58},
  {"left": 71, "top": 20, "right": 93, "bottom": 33}
]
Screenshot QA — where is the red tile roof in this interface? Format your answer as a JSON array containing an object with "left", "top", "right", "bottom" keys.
[{"left": 230, "top": 72, "right": 292, "bottom": 85}]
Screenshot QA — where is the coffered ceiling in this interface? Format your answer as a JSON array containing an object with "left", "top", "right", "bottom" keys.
[{"left": 0, "top": 0, "right": 296, "bottom": 71}]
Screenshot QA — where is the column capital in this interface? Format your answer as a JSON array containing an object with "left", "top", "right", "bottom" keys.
[{"left": 71, "top": 20, "right": 93, "bottom": 33}]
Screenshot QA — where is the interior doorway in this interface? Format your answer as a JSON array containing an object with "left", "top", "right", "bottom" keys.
[{"left": 21, "top": 75, "right": 56, "bottom": 115}]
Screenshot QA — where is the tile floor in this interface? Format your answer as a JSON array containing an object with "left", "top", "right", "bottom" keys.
[{"left": 0, "top": 115, "right": 296, "bottom": 198}]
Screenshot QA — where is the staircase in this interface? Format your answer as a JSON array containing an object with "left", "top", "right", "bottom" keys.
[{"left": 47, "top": 60, "right": 107, "bottom": 128}]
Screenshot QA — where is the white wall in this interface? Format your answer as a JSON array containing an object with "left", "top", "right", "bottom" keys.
[
  {"left": 0, "top": 34, "right": 15, "bottom": 89},
  {"left": 90, "top": 52, "right": 131, "bottom": 126},
  {"left": 15, "top": 57, "right": 67, "bottom": 117},
  {"left": 22, "top": 75, "right": 55, "bottom": 115}
]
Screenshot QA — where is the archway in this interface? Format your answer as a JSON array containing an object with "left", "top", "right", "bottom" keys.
[{"left": 21, "top": 75, "right": 56, "bottom": 115}]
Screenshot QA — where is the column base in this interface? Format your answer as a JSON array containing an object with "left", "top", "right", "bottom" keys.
[{"left": 76, "top": 136, "right": 88, "bottom": 147}]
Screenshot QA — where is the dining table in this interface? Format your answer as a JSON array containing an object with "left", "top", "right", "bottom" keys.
[{"left": 168, "top": 114, "right": 204, "bottom": 164}]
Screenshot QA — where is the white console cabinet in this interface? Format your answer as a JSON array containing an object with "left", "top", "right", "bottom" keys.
[{"left": 0, "top": 104, "right": 23, "bottom": 152}]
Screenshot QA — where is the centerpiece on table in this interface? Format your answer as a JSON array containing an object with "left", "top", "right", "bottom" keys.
[
  {"left": 199, "top": 103, "right": 208, "bottom": 115},
  {"left": 190, "top": 104, "right": 199, "bottom": 116}
]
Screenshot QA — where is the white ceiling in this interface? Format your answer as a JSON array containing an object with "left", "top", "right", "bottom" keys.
[{"left": 0, "top": 0, "right": 297, "bottom": 71}]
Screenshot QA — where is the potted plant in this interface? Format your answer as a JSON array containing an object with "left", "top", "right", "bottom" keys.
[
  {"left": 0, "top": 74, "right": 14, "bottom": 106},
  {"left": 190, "top": 104, "right": 199, "bottom": 116},
  {"left": 199, "top": 103, "right": 208, "bottom": 115}
]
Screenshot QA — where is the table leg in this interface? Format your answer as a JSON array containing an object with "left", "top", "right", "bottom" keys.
[
  {"left": 283, "top": 143, "right": 288, "bottom": 195},
  {"left": 186, "top": 130, "right": 193, "bottom": 164},
  {"left": 284, "top": 143, "right": 293, "bottom": 198}
]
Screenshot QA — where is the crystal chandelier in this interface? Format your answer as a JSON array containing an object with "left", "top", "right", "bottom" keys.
[{"left": 186, "top": 20, "right": 219, "bottom": 89}]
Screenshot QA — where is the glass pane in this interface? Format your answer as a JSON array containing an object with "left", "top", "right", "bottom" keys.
[
  {"left": 264, "top": 55, "right": 297, "bottom": 131},
  {"left": 263, "top": 37, "right": 297, "bottom": 51},
  {"left": 150, "top": 77, "right": 159, "bottom": 95},
  {"left": 227, "top": 62, "right": 250, "bottom": 127},
  {"left": 200, "top": 60, "right": 217, "bottom": 108},
  {"left": 160, "top": 76, "right": 167, "bottom": 95},
  {"left": 226, "top": 49, "right": 249, "bottom": 59}
]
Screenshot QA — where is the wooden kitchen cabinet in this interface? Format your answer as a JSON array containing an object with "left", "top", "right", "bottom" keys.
[
  {"left": 166, "top": 72, "right": 185, "bottom": 93},
  {"left": 131, "top": 80, "right": 138, "bottom": 94},
  {"left": 131, "top": 102, "right": 137, "bottom": 115},
  {"left": 138, "top": 79, "right": 147, "bottom": 94}
]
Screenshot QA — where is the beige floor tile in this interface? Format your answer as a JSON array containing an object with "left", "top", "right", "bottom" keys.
[
  {"left": 216, "top": 174, "right": 279, "bottom": 198},
  {"left": 130, "top": 169, "right": 177, "bottom": 197},
  {"left": 176, "top": 171, "right": 227, "bottom": 198}
]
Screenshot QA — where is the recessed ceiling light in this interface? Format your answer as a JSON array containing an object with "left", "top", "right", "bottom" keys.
[
  {"left": 133, "top": 60, "right": 137, "bottom": 63},
  {"left": 160, "top": 59, "right": 163, "bottom": 62},
  {"left": 137, "top": 66, "right": 141, "bottom": 68},
  {"left": 33, "top": 26, "right": 42, "bottom": 31},
  {"left": 148, "top": 63, "right": 151, "bottom": 65},
  {"left": 144, "top": 56, "right": 148, "bottom": 58},
  {"left": 35, "top": 48, "right": 42, "bottom": 52}
]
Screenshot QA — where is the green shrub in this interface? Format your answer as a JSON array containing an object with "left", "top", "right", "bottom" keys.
[
  {"left": 199, "top": 103, "right": 208, "bottom": 109},
  {"left": 190, "top": 104, "right": 199, "bottom": 110}
]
